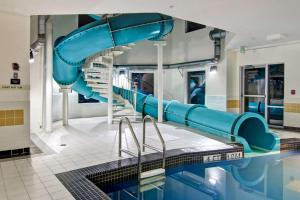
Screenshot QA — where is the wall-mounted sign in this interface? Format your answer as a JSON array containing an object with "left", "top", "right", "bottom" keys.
[
  {"left": 226, "top": 152, "right": 243, "bottom": 160},
  {"left": 0, "top": 84, "right": 29, "bottom": 90},
  {"left": 11, "top": 63, "right": 20, "bottom": 85},
  {"left": 12, "top": 63, "right": 20, "bottom": 71},
  {"left": 203, "top": 154, "right": 221, "bottom": 163},
  {"left": 10, "top": 79, "right": 21, "bottom": 85},
  {"left": 291, "top": 89, "right": 296, "bottom": 95}
]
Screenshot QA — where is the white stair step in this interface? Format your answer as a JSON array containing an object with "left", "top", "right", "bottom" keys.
[
  {"left": 85, "top": 72, "right": 108, "bottom": 76},
  {"left": 111, "top": 50, "right": 124, "bottom": 56},
  {"left": 87, "top": 83, "right": 108, "bottom": 89},
  {"left": 92, "top": 88, "right": 108, "bottom": 93},
  {"left": 84, "top": 68, "right": 108, "bottom": 73},
  {"left": 140, "top": 181, "right": 165, "bottom": 192},
  {"left": 140, "top": 177, "right": 165, "bottom": 191},
  {"left": 141, "top": 168, "right": 165, "bottom": 180},
  {"left": 85, "top": 77, "right": 108, "bottom": 81},
  {"left": 93, "top": 62, "right": 109, "bottom": 67},
  {"left": 85, "top": 75, "right": 108, "bottom": 80}
]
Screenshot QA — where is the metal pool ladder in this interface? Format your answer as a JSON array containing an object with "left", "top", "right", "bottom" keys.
[
  {"left": 118, "top": 116, "right": 166, "bottom": 188},
  {"left": 118, "top": 117, "right": 142, "bottom": 180},
  {"left": 141, "top": 115, "right": 166, "bottom": 184}
]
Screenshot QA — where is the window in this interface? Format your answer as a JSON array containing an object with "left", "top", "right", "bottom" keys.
[
  {"left": 185, "top": 21, "right": 206, "bottom": 33},
  {"left": 188, "top": 71, "right": 206, "bottom": 105},
  {"left": 131, "top": 73, "right": 154, "bottom": 95}
]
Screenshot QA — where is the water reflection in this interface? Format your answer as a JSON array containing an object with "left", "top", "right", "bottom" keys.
[{"left": 106, "top": 152, "right": 300, "bottom": 200}]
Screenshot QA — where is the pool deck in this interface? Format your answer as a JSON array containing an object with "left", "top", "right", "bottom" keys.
[{"left": 0, "top": 117, "right": 299, "bottom": 200}]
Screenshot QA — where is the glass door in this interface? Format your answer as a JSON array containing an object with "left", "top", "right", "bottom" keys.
[
  {"left": 241, "top": 65, "right": 267, "bottom": 118},
  {"left": 267, "top": 64, "right": 284, "bottom": 126},
  {"left": 241, "top": 64, "right": 284, "bottom": 127}
]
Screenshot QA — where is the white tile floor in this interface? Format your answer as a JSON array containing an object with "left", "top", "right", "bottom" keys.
[
  {"left": 0, "top": 117, "right": 234, "bottom": 200},
  {"left": 1, "top": 117, "right": 299, "bottom": 200}
]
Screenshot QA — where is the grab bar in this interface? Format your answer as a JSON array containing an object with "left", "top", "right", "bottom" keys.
[
  {"left": 142, "top": 115, "right": 166, "bottom": 169},
  {"left": 118, "top": 117, "right": 142, "bottom": 180}
]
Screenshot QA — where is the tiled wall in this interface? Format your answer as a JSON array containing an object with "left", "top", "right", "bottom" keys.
[
  {"left": 227, "top": 99, "right": 240, "bottom": 108},
  {"left": 0, "top": 109, "right": 24, "bottom": 126},
  {"left": 285, "top": 103, "right": 300, "bottom": 113}
]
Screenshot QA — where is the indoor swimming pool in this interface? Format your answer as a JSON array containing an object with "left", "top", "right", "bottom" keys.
[{"left": 101, "top": 151, "right": 300, "bottom": 200}]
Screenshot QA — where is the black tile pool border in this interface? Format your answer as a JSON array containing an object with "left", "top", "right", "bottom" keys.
[
  {"left": 280, "top": 138, "right": 300, "bottom": 151},
  {"left": 0, "top": 147, "right": 30, "bottom": 159},
  {"left": 56, "top": 144, "right": 243, "bottom": 200},
  {"left": 56, "top": 138, "right": 300, "bottom": 200}
]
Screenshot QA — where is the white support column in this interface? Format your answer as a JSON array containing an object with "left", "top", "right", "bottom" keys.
[
  {"left": 183, "top": 69, "right": 188, "bottom": 104},
  {"left": 62, "top": 89, "right": 68, "bottom": 126},
  {"left": 107, "top": 55, "right": 114, "bottom": 124},
  {"left": 60, "top": 88, "right": 71, "bottom": 126},
  {"left": 45, "top": 18, "right": 53, "bottom": 132},
  {"left": 154, "top": 41, "right": 166, "bottom": 123}
]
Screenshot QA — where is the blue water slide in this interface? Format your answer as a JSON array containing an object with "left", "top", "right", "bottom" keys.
[
  {"left": 114, "top": 87, "right": 280, "bottom": 153},
  {"left": 247, "top": 102, "right": 283, "bottom": 120},
  {"left": 53, "top": 12, "right": 279, "bottom": 153},
  {"left": 53, "top": 13, "right": 174, "bottom": 102}
]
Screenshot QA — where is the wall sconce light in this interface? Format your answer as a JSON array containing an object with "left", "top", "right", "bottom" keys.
[
  {"left": 29, "top": 49, "right": 34, "bottom": 64},
  {"left": 210, "top": 65, "right": 217, "bottom": 73}
]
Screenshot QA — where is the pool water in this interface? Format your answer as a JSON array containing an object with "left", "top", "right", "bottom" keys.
[{"left": 101, "top": 151, "right": 300, "bottom": 200}]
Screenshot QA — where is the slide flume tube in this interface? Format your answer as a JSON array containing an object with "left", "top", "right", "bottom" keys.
[
  {"left": 53, "top": 13, "right": 174, "bottom": 102},
  {"left": 113, "top": 87, "right": 280, "bottom": 153}
]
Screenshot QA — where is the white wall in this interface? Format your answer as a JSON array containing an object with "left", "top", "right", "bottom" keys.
[
  {"left": 227, "top": 42, "right": 300, "bottom": 127},
  {"left": 0, "top": 12, "right": 30, "bottom": 151},
  {"left": 163, "top": 68, "right": 185, "bottom": 102},
  {"left": 165, "top": 20, "right": 214, "bottom": 63},
  {"left": 52, "top": 93, "right": 108, "bottom": 121}
]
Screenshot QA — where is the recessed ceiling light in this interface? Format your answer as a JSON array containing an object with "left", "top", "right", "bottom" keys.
[
  {"left": 266, "top": 34, "right": 286, "bottom": 41},
  {"left": 169, "top": 5, "right": 174, "bottom": 9}
]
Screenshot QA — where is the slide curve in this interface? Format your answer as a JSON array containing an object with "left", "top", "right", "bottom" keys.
[{"left": 53, "top": 13, "right": 173, "bottom": 102}]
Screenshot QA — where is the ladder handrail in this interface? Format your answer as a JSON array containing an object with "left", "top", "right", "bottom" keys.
[
  {"left": 142, "top": 115, "right": 166, "bottom": 169},
  {"left": 118, "top": 117, "right": 142, "bottom": 180}
]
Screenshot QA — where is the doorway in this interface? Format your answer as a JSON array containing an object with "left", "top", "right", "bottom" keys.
[
  {"left": 131, "top": 73, "right": 154, "bottom": 95},
  {"left": 187, "top": 71, "right": 206, "bottom": 105},
  {"left": 241, "top": 64, "right": 284, "bottom": 127}
]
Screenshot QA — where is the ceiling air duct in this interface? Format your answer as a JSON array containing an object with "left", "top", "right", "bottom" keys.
[
  {"left": 30, "top": 15, "right": 48, "bottom": 62},
  {"left": 209, "top": 28, "right": 226, "bottom": 61}
]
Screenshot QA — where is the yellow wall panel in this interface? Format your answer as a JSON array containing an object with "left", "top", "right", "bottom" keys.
[{"left": 0, "top": 109, "right": 24, "bottom": 126}]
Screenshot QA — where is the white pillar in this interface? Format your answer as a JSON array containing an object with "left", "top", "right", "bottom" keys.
[
  {"left": 183, "top": 69, "right": 188, "bottom": 104},
  {"left": 107, "top": 55, "right": 114, "bottom": 124},
  {"left": 60, "top": 88, "right": 71, "bottom": 126},
  {"left": 45, "top": 18, "right": 53, "bottom": 132},
  {"left": 154, "top": 41, "right": 166, "bottom": 123}
]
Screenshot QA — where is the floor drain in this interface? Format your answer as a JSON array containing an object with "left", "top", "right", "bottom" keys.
[{"left": 60, "top": 144, "right": 67, "bottom": 147}]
